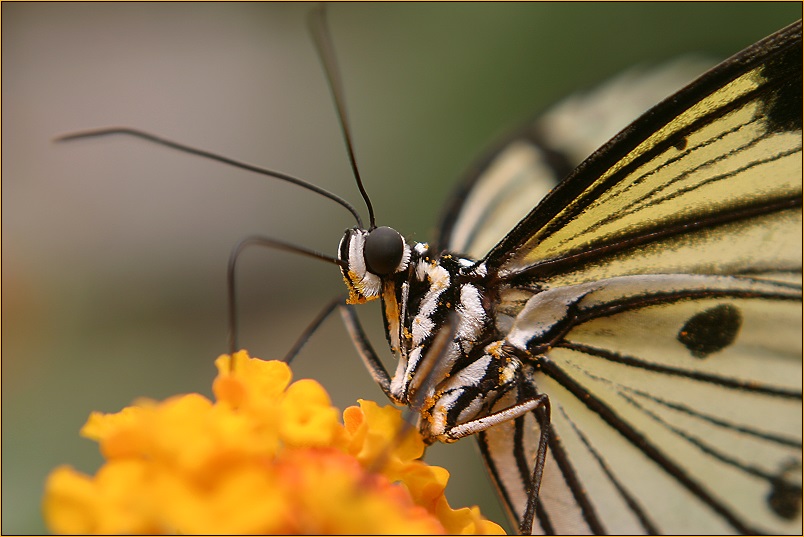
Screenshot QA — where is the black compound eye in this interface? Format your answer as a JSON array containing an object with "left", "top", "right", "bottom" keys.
[{"left": 364, "top": 226, "right": 404, "bottom": 276}]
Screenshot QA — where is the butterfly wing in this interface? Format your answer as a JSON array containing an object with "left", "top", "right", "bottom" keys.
[
  {"left": 440, "top": 21, "right": 802, "bottom": 534},
  {"left": 437, "top": 58, "right": 716, "bottom": 259}
]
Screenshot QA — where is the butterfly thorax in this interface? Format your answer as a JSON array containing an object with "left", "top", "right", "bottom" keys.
[{"left": 339, "top": 226, "right": 524, "bottom": 444}]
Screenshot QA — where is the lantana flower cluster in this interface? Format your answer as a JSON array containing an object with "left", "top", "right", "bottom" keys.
[{"left": 43, "top": 351, "right": 505, "bottom": 534}]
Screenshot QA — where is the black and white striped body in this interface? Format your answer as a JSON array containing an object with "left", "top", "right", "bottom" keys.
[{"left": 340, "top": 230, "right": 521, "bottom": 444}]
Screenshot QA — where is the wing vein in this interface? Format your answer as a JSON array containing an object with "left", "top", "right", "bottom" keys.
[{"left": 541, "top": 358, "right": 759, "bottom": 533}]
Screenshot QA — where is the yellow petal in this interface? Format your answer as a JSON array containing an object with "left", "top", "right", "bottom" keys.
[
  {"left": 213, "top": 351, "right": 292, "bottom": 408},
  {"left": 43, "top": 466, "right": 98, "bottom": 534},
  {"left": 279, "top": 379, "right": 341, "bottom": 447}
]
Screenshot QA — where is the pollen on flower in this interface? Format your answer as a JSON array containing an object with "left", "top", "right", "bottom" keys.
[{"left": 43, "top": 350, "right": 505, "bottom": 535}]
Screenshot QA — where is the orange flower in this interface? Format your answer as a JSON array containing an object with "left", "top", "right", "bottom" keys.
[{"left": 43, "top": 351, "right": 505, "bottom": 534}]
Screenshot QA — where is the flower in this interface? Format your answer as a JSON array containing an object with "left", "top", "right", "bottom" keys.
[{"left": 43, "top": 351, "right": 506, "bottom": 534}]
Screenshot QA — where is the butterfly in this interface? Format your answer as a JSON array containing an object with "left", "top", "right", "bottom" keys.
[
  {"left": 58, "top": 14, "right": 802, "bottom": 535},
  {"left": 332, "top": 19, "right": 803, "bottom": 534}
]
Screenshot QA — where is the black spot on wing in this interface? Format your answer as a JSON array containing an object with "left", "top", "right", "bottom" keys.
[
  {"left": 767, "top": 461, "right": 803, "bottom": 520},
  {"left": 677, "top": 303, "right": 743, "bottom": 359}
]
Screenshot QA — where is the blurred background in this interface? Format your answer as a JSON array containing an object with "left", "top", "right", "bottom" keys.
[{"left": 3, "top": 3, "right": 800, "bottom": 533}]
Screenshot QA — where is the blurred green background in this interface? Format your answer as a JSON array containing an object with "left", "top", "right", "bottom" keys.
[{"left": 3, "top": 3, "right": 800, "bottom": 533}]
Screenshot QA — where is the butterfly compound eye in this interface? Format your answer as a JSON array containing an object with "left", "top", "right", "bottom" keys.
[{"left": 364, "top": 226, "right": 404, "bottom": 276}]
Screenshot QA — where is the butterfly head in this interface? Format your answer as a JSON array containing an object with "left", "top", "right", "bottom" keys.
[{"left": 338, "top": 226, "right": 411, "bottom": 304}]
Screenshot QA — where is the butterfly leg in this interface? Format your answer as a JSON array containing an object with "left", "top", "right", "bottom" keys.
[
  {"left": 338, "top": 301, "right": 394, "bottom": 399},
  {"left": 443, "top": 394, "right": 550, "bottom": 441},
  {"left": 443, "top": 388, "right": 551, "bottom": 535},
  {"left": 275, "top": 294, "right": 394, "bottom": 399},
  {"left": 282, "top": 295, "right": 344, "bottom": 364}
]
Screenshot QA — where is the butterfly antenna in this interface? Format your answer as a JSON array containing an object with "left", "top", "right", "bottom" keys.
[
  {"left": 227, "top": 236, "right": 345, "bottom": 370},
  {"left": 308, "top": 5, "right": 376, "bottom": 229},
  {"left": 55, "top": 127, "right": 364, "bottom": 229}
]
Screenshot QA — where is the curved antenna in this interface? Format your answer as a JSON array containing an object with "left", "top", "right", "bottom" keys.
[
  {"left": 308, "top": 6, "right": 376, "bottom": 229},
  {"left": 227, "top": 235, "right": 345, "bottom": 370},
  {"left": 55, "top": 127, "right": 364, "bottom": 229}
]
